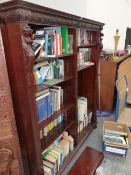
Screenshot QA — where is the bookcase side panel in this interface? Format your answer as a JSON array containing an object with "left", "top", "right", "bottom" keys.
[
  {"left": 1, "top": 23, "right": 43, "bottom": 175},
  {"left": 0, "top": 27, "right": 24, "bottom": 175}
]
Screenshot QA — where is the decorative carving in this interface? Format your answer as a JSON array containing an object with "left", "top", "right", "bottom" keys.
[
  {"left": 0, "top": 1, "right": 104, "bottom": 31},
  {"left": 21, "top": 23, "right": 35, "bottom": 87},
  {"left": 0, "top": 9, "right": 31, "bottom": 23},
  {"left": 0, "top": 148, "right": 13, "bottom": 175}
]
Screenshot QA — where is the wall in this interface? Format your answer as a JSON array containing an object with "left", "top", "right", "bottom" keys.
[
  {"left": 86, "top": 0, "right": 131, "bottom": 50},
  {"left": 22, "top": 0, "right": 87, "bottom": 17}
]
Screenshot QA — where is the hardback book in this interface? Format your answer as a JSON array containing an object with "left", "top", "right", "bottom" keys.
[
  {"left": 36, "top": 92, "right": 50, "bottom": 122},
  {"left": 78, "top": 97, "right": 87, "bottom": 122},
  {"left": 61, "top": 26, "right": 68, "bottom": 54},
  {"left": 47, "top": 94, "right": 52, "bottom": 118}
]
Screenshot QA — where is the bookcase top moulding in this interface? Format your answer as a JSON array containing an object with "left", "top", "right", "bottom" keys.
[{"left": 0, "top": 0, "right": 104, "bottom": 30}]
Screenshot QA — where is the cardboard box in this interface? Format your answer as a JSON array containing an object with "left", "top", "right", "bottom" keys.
[
  {"left": 103, "top": 142, "right": 128, "bottom": 157},
  {"left": 103, "top": 121, "right": 129, "bottom": 156}
]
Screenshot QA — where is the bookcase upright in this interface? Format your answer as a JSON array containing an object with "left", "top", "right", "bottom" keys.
[{"left": 0, "top": 1, "right": 104, "bottom": 175}]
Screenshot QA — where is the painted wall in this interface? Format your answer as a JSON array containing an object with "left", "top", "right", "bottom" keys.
[
  {"left": 86, "top": 0, "right": 131, "bottom": 50},
  {"left": 22, "top": 0, "right": 87, "bottom": 18}
]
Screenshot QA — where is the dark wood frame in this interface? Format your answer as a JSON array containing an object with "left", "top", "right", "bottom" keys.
[{"left": 0, "top": 1, "right": 104, "bottom": 175}]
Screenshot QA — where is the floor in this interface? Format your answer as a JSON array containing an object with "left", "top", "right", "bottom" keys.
[{"left": 62, "top": 114, "right": 131, "bottom": 175}]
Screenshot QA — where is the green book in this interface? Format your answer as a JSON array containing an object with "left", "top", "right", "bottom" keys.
[{"left": 61, "top": 26, "right": 68, "bottom": 54}]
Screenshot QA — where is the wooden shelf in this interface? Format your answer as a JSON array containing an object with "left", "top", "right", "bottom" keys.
[
  {"left": 39, "top": 103, "right": 74, "bottom": 130},
  {"left": 34, "top": 53, "right": 74, "bottom": 63},
  {"left": 35, "top": 76, "right": 74, "bottom": 96},
  {"left": 78, "top": 63, "right": 95, "bottom": 72},
  {"left": 41, "top": 120, "right": 74, "bottom": 152},
  {"left": 78, "top": 43, "right": 96, "bottom": 49}
]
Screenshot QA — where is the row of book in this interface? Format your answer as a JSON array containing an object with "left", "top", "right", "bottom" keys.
[
  {"left": 40, "top": 114, "right": 66, "bottom": 139},
  {"left": 33, "top": 59, "right": 64, "bottom": 85},
  {"left": 36, "top": 86, "right": 64, "bottom": 122},
  {"left": 42, "top": 131, "right": 74, "bottom": 175},
  {"left": 31, "top": 26, "right": 73, "bottom": 59},
  {"left": 77, "top": 97, "right": 92, "bottom": 133},
  {"left": 77, "top": 29, "right": 92, "bottom": 46}
]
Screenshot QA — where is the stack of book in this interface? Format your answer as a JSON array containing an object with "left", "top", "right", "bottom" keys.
[
  {"left": 103, "top": 121, "right": 129, "bottom": 156},
  {"left": 31, "top": 26, "right": 73, "bottom": 59},
  {"left": 77, "top": 97, "right": 89, "bottom": 133},
  {"left": 42, "top": 132, "right": 74, "bottom": 175}
]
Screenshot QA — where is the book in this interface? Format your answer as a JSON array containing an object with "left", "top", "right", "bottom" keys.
[
  {"left": 43, "top": 160, "right": 55, "bottom": 175},
  {"left": 78, "top": 97, "right": 87, "bottom": 122},
  {"left": 39, "top": 65, "right": 52, "bottom": 82},
  {"left": 34, "top": 68, "right": 43, "bottom": 84},
  {"left": 78, "top": 48, "right": 91, "bottom": 62},
  {"left": 61, "top": 26, "right": 68, "bottom": 54},
  {"left": 36, "top": 92, "right": 50, "bottom": 122},
  {"left": 104, "top": 135, "right": 127, "bottom": 145},
  {"left": 44, "top": 26, "right": 61, "bottom": 35},
  {"left": 43, "top": 165, "right": 52, "bottom": 175},
  {"left": 59, "top": 139, "right": 69, "bottom": 157},
  {"left": 47, "top": 34, "right": 56, "bottom": 57},
  {"left": 34, "top": 60, "right": 49, "bottom": 69},
  {"left": 59, "top": 59, "right": 64, "bottom": 78},
  {"left": 32, "top": 39, "right": 45, "bottom": 56},
  {"left": 44, "top": 154, "right": 57, "bottom": 174},
  {"left": 68, "top": 35, "right": 73, "bottom": 53}
]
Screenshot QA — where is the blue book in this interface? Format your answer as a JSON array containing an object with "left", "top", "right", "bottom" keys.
[
  {"left": 36, "top": 92, "right": 49, "bottom": 122},
  {"left": 45, "top": 34, "right": 48, "bottom": 56},
  {"left": 47, "top": 94, "right": 52, "bottom": 118},
  {"left": 40, "top": 96, "right": 48, "bottom": 121}
]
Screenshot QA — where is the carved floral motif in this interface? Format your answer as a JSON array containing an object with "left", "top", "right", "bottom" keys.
[{"left": 21, "top": 23, "right": 35, "bottom": 87}]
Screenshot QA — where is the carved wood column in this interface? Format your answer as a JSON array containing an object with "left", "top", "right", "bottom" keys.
[
  {"left": 0, "top": 28, "right": 24, "bottom": 175},
  {"left": 1, "top": 22, "right": 43, "bottom": 175}
]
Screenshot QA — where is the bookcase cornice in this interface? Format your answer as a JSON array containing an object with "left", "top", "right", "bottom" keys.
[{"left": 0, "top": 0, "right": 104, "bottom": 30}]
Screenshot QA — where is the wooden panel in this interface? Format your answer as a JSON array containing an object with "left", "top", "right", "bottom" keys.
[
  {"left": 68, "top": 147, "right": 104, "bottom": 175},
  {"left": 0, "top": 28, "right": 24, "bottom": 175},
  {"left": 99, "top": 60, "right": 117, "bottom": 112},
  {"left": 1, "top": 23, "right": 43, "bottom": 175}
]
